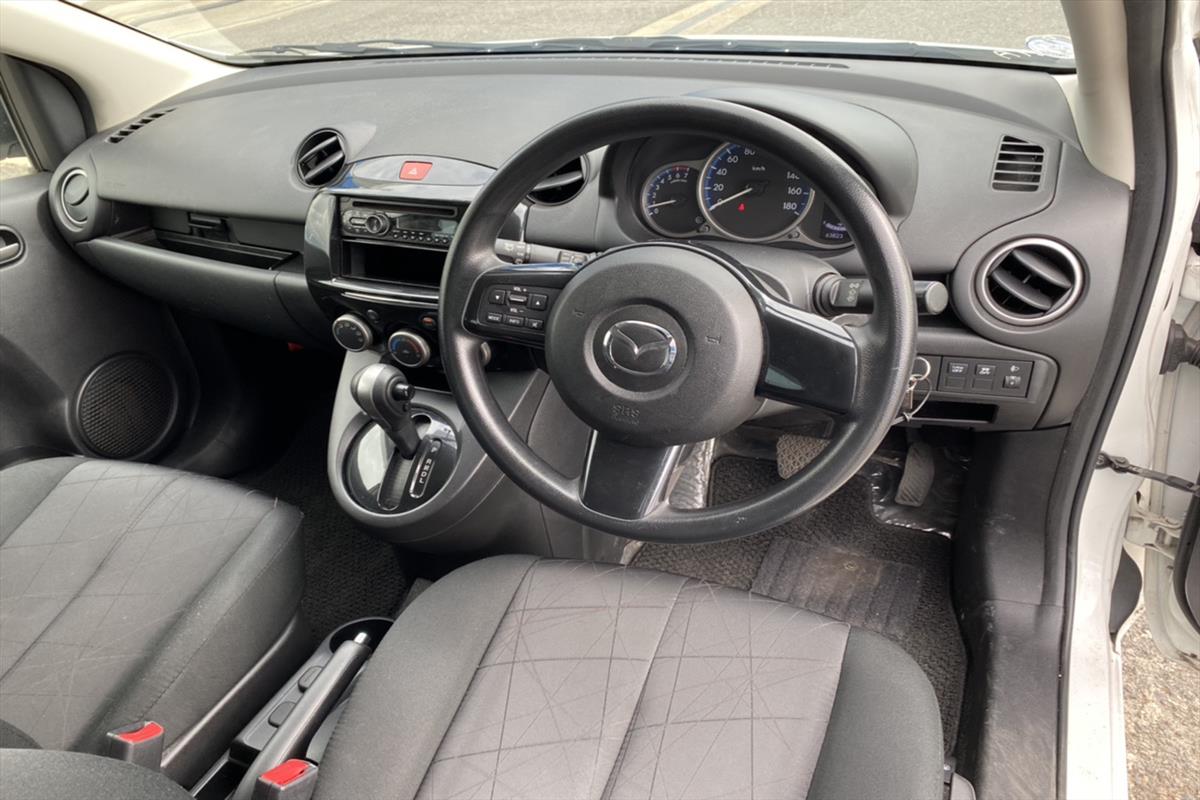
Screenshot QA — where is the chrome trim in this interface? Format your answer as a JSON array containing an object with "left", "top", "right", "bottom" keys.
[
  {"left": 342, "top": 291, "right": 437, "bottom": 309},
  {"left": 975, "top": 237, "right": 1085, "bottom": 327}
]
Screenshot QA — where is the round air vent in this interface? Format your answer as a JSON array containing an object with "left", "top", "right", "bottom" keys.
[
  {"left": 295, "top": 129, "right": 346, "bottom": 187},
  {"left": 976, "top": 237, "right": 1084, "bottom": 326},
  {"left": 76, "top": 354, "right": 178, "bottom": 460},
  {"left": 59, "top": 168, "right": 90, "bottom": 228},
  {"left": 527, "top": 156, "right": 587, "bottom": 205}
]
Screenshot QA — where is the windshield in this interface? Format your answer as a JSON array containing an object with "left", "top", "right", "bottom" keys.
[{"left": 66, "top": 0, "right": 1075, "bottom": 70}]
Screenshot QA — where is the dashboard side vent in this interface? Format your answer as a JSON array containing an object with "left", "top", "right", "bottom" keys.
[
  {"left": 527, "top": 157, "right": 587, "bottom": 205},
  {"left": 991, "top": 136, "right": 1044, "bottom": 191},
  {"left": 296, "top": 129, "right": 347, "bottom": 187},
  {"left": 106, "top": 108, "right": 175, "bottom": 144},
  {"left": 977, "top": 238, "right": 1084, "bottom": 326}
]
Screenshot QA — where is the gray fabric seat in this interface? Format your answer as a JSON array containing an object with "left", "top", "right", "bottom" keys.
[
  {"left": 0, "top": 457, "right": 305, "bottom": 782},
  {"left": 315, "top": 556, "right": 944, "bottom": 800}
]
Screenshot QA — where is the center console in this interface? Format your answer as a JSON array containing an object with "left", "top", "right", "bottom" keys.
[{"left": 303, "top": 155, "right": 609, "bottom": 559}]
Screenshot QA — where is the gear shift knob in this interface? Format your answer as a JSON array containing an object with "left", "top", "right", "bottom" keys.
[{"left": 350, "top": 362, "right": 421, "bottom": 458}]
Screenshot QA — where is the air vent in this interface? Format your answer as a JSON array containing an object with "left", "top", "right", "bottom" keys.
[
  {"left": 991, "top": 136, "right": 1045, "bottom": 192},
  {"left": 295, "top": 129, "right": 346, "bottom": 187},
  {"left": 977, "top": 238, "right": 1084, "bottom": 326},
  {"left": 527, "top": 157, "right": 587, "bottom": 205},
  {"left": 59, "top": 168, "right": 90, "bottom": 228},
  {"left": 106, "top": 108, "right": 175, "bottom": 144}
]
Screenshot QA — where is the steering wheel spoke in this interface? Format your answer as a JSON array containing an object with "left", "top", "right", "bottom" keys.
[
  {"left": 578, "top": 432, "right": 683, "bottom": 520},
  {"left": 461, "top": 260, "right": 580, "bottom": 348},
  {"left": 757, "top": 294, "right": 860, "bottom": 415}
]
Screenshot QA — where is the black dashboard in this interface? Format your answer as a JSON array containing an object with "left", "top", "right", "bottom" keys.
[{"left": 47, "top": 52, "right": 1130, "bottom": 432}]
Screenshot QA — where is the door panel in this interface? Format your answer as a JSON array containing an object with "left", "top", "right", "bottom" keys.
[{"left": 0, "top": 173, "right": 194, "bottom": 466}]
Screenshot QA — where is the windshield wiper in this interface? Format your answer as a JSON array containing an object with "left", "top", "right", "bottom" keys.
[
  {"left": 231, "top": 35, "right": 1071, "bottom": 71},
  {"left": 232, "top": 38, "right": 486, "bottom": 60}
]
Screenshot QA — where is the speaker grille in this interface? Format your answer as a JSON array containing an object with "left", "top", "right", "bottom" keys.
[{"left": 77, "top": 354, "right": 177, "bottom": 459}]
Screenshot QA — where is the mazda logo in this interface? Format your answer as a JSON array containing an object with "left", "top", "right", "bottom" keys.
[{"left": 602, "top": 320, "right": 677, "bottom": 375}]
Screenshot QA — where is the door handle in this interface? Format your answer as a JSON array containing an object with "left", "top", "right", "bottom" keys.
[{"left": 0, "top": 226, "right": 24, "bottom": 265}]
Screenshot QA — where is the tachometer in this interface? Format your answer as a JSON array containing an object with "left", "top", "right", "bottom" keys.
[
  {"left": 641, "top": 164, "right": 704, "bottom": 237},
  {"left": 700, "top": 143, "right": 814, "bottom": 241}
]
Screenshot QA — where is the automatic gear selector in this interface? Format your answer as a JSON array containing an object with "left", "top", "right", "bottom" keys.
[
  {"left": 350, "top": 362, "right": 422, "bottom": 457},
  {"left": 344, "top": 362, "right": 458, "bottom": 513}
]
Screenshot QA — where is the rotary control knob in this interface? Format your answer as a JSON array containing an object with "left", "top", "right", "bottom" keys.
[
  {"left": 332, "top": 314, "right": 374, "bottom": 352},
  {"left": 363, "top": 213, "right": 388, "bottom": 235},
  {"left": 387, "top": 330, "right": 431, "bottom": 368}
]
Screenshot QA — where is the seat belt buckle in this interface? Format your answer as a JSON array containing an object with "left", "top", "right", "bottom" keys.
[
  {"left": 253, "top": 759, "right": 319, "bottom": 800},
  {"left": 105, "top": 720, "right": 164, "bottom": 770}
]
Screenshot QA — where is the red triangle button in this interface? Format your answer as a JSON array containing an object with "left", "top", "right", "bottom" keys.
[{"left": 400, "top": 161, "right": 433, "bottom": 181}]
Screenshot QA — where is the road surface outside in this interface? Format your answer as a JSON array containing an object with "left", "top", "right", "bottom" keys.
[
  {"left": 58, "top": 3, "right": 1198, "bottom": 799},
  {"left": 75, "top": 0, "right": 1070, "bottom": 57}
]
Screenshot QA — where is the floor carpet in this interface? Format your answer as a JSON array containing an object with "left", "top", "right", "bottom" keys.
[{"left": 634, "top": 456, "right": 967, "bottom": 753}]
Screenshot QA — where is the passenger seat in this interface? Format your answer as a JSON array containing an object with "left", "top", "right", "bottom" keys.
[{"left": 0, "top": 458, "right": 307, "bottom": 783}]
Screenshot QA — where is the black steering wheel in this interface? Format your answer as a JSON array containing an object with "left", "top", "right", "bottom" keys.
[{"left": 440, "top": 97, "right": 915, "bottom": 543}]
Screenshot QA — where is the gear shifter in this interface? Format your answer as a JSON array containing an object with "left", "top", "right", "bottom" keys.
[{"left": 350, "top": 362, "right": 421, "bottom": 458}]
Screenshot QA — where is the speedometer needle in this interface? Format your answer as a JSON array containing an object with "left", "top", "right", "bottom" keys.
[
  {"left": 645, "top": 199, "right": 678, "bottom": 209},
  {"left": 707, "top": 186, "right": 754, "bottom": 211}
]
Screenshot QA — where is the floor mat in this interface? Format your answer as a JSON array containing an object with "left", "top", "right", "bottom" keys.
[
  {"left": 754, "top": 540, "right": 922, "bottom": 640},
  {"left": 634, "top": 456, "right": 966, "bottom": 753},
  {"left": 244, "top": 397, "right": 410, "bottom": 639}
]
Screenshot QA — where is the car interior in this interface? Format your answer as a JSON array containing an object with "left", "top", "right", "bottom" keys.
[{"left": 0, "top": 1, "right": 1194, "bottom": 799}]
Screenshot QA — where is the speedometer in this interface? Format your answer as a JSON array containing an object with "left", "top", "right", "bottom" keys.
[{"left": 699, "top": 143, "right": 815, "bottom": 242}]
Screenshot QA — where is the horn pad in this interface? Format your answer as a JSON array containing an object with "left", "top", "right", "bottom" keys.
[{"left": 544, "top": 245, "right": 763, "bottom": 446}]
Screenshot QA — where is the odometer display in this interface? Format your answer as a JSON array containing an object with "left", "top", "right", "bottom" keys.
[
  {"left": 700, "top": 143, "right": 814, "bottom": 241},
  {"left": 641, "top": 164, "right": 703, "bottom": 237}
]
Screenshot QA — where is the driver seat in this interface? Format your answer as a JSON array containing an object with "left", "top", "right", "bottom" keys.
[{"left": 313, "top": 555, "right": 944, "bottom": 800}]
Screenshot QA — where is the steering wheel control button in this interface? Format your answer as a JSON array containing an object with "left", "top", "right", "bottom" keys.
[
  {"left": 473, "top": 282, "right": 559, "bottom": 339},
  {"left": 544, "top": 244, "right": 761, "bottom": 446},
  {"left": 387, "top": 330, "right": 432, "bottom": 368},
  {"left": 332, "top": 314, "right": 373, "bottom": 352},
  {"left": 399, "top": 161, "right": 433, "bottom": 181}
]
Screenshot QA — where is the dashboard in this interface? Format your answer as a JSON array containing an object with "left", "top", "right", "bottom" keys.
[{"left": 45, "top": 51, "right": 1131, "bottom": 432}]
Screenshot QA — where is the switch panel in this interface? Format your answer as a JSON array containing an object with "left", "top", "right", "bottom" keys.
[{"left": 923, "top": 355, "right": 1033, "bottom": 398}]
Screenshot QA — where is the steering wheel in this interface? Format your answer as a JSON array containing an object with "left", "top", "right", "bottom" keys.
[{"left": 440, "top": 97, "right": 915, "bottom": 543}]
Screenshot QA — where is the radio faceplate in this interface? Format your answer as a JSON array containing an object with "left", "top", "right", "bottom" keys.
[{"left": 340, "top": 199, "right": 461, "bottom": 250}]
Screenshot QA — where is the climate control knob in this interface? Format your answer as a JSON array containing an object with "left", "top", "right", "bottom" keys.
[
  {"left": 332, "top": 314, "right": 374, "bottom": 352},
  {"left": 387, "top": 330, "right": 431, "bottom": 368},
  {"left": 363, "top": 213, "right": 388, "bottom": 235}
]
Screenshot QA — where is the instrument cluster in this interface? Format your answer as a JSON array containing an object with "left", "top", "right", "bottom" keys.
[{"left": 636, "top": 139, "right": 851, "bottom": 249}]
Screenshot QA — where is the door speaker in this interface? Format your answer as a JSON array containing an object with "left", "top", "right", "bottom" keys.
[{"left": 75, "top": 353, "right": 178, "bottom": 460}]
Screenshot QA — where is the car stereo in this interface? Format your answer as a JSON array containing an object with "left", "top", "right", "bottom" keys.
[{"left": 340, "top": 199, "right": 460, "bottom": 249}]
